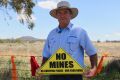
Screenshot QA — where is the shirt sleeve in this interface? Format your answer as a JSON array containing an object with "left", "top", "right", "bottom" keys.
[
  {"left": 42, "top": 37, "right": 51, "bottom": 58},
  {"left": 79, "top": 30, "right": 97, "bottom": 56}
]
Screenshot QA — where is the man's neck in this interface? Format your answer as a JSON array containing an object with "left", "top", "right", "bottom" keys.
[{"left": 59, "top": 23, "right": 69, "bottom": 29}]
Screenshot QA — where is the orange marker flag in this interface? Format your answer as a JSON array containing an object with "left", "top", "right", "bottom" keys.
[
  {"left": 94, "top": 52, "right": 108, "bottom": 76},
  {"left": 11, "top": 56, "right": 17, "bottom": 80}
]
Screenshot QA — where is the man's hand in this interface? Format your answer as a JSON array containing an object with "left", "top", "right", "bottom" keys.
[
  {"left": 35, "top": 68, "right": 43, "bottom": 80},
  {"left": 84, "top": 66, "right": 97, "bottom": 78},
  {"left": 84, "top": 54, "right": 98, "bottom": 78},
  {"left": 35, "top": 57, "right": 48, "bottom": 80},
  {"left": 35, "top": 74, "right": 43, "bottom": 80}
]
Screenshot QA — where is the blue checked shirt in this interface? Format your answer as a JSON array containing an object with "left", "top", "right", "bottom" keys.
[{"left": 42, "top": 23, "right": 97, "bottom": 67}]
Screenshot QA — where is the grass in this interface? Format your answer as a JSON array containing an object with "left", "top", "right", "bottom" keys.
[
  {"left": 92, "top": 59, "right": 120, "bottom": 80},
  {"left": 0, "top": 41, "right": 120, "bottom": 80}
]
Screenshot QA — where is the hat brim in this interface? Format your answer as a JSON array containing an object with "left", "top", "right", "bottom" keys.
[{"left": 50, "top": 8, "right": 78, "bottom": 19}]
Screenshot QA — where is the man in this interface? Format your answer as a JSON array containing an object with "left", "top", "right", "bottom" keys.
[{"left": 41, "top": 1, "right": 98, "bottom": 80}]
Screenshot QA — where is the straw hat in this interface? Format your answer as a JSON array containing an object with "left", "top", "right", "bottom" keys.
[{"left": 50, "top": 1, "right": 78, "bottom": 19}]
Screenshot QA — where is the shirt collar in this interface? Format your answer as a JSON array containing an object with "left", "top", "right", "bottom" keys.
[{"left": 56, "top": 23, "right": 73, "bottom": 33}]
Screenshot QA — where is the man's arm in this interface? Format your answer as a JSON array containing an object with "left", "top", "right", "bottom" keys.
[
  {"left": 41, "top": 57, "right": 48, "bottom": 66},
  {"left": 90, "top": 54, "right": 98, "bottom": 68},
  {"left": 84, "top": 54, "right": 98, "bottom": 78}
]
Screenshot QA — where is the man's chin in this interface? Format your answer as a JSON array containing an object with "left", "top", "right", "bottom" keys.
[{"left": 60, "top": 20, "right": 67, "bottom": 23}]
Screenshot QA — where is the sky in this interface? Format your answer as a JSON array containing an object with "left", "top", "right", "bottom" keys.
[{"left": 0, "top": 0, "right": 120, "bottom": 41}]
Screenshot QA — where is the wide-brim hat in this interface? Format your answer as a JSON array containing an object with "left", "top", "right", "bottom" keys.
[{"left": 50, "top": 1, "right": 78, "bottom": 19}]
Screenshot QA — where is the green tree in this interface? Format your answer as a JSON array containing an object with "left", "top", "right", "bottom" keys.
[
  {"left": 0, "top": 0, "right": 35, "bottom": 29},
  {"left": 0, "top": 39, "right": 4, "bottom": 43}
]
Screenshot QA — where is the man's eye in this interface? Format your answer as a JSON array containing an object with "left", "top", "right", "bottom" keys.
[{"left": 65, "top": 11, "right": 68, "bottom": 13}]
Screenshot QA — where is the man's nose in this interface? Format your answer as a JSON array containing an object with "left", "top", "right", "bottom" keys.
[{"left": 60, "top": 14, "right": 65, "bottom": 18}]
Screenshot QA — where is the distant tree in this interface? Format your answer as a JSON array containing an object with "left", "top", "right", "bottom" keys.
[
  {"left": 15, "top": 39, "right": 21, "bottom": 43},
  {"left": 97, "top": 40, "right": 101, "bottom": 43},
  {"left": 0, "top": 39, "right": 4, "bottom": 43},
  {"left": 0, "top": 0, "right": 35, "bottom": 29},
  {"left": 106, "top": 40, "right": 110, "bottom": 43}
]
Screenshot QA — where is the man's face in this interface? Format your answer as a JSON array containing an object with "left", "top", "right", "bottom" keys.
[{"left": 56, "top": 9, "right": 72, "bottom": 25}]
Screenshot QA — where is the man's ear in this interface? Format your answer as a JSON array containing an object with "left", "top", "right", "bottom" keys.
[
  {"left": 56, "top": 16, "right": 59, "bottom": 19},
  {"left": 55, "top": 14, "right": 59, "bottom": 19}
]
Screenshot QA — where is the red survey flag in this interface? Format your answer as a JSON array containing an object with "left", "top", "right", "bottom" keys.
[{"left": 30, "top": 56, "right": 40, "bottom": 76}]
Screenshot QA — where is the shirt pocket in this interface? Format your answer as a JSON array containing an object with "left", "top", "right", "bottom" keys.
[
  {"left": 49, "top": 37, "right": 56, "bottom": 52},
  {"left": 67, "top": 36, "right": 79, "bottom": 52}
]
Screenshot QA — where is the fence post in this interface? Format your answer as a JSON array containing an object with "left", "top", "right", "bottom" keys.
[
  {"left": 11, "top": 55, "right": 17, "bottom": 80},
  {"left": 94, "top": 53, "right": 108, "bottom": 76}
]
